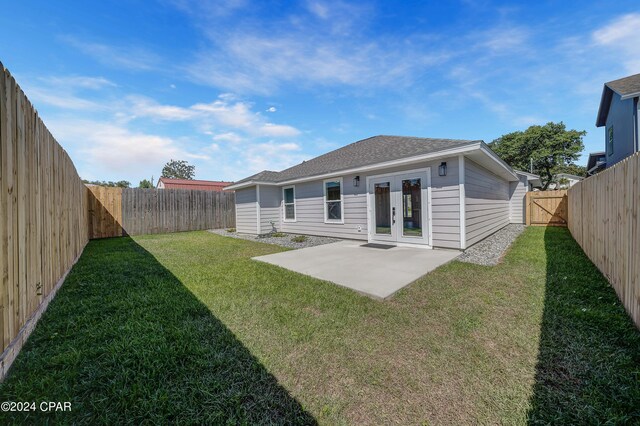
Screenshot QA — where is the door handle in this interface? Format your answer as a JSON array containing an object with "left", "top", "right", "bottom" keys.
[{"left": 392, "top": 207, "right": 396, "bottom": 224}]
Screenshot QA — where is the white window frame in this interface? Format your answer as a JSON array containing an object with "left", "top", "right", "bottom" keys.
[
  {"left": 282, "top": 185, "right": 296, "bottom": 222},
  {"left": 323, "top": 177, "right": 344, "bottom": 224}
]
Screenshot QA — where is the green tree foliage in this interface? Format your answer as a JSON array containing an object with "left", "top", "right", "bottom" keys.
[
  {"left": 161, "top": 159, "right": 195, "bottom": 180},
  {"left": 82, "top": 180, "right": 131, "bottom": 188},
  {"left": 489, "top": 122, "right": 585, "bottom": 190},
  {"left": 139, "top": 179, "right": 154, "bottom": 188}
]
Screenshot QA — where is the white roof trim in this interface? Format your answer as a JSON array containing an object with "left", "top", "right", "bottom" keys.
[
  {"left": 514, "top": 170, "right": 541, "bottom": 179},
  {"left": 226, "top": 141, "right": 518, "bottom": 189},
  {"left": 620, "top": 91, "right": 640, "bottom": 101},
  {"left": 224, "top": 180, "right": 279, "bottom": 191}
]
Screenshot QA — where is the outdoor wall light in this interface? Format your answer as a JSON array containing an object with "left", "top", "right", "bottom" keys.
[
  {"left": 353, "top": 175, "right": 360, "bottom": 187},
  {"left": 438, "top": 162, "right": 447, "bottom": 176}
]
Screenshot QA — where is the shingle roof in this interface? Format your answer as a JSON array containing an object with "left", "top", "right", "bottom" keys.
[
  {"left": 231, "top": 170, "right": 282, "bottom": 186},
  {"left": 605, "top": 73, "right": 640, "bottom": 97},
  {"left": 230, "top": 135, "right": 480, "bottom": 186}
]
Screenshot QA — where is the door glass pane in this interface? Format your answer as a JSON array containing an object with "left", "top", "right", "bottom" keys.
[
  {"left": 402, "top": 178, "right": 422, "bottom": 237},
  {"left": 374, "top": 182, "right": 391, "bottom": 234}
]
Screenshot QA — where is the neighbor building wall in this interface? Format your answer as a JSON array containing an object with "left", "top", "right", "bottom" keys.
[
  {"left": 509, "top": 174, "right": 528, "bottom": 224},
  {"left": 605, "top": 92, "right": 637, "bottom": 168},
  {"left": 278, "top": 157, "right": 462, "bottom": 248},
  {"left": 258, "top": 185, "right": 282, "bottom": 233},
  {"left": 235, "top": 186, "right": 257, "bottom": 234},
  {"left": 465, "top": 159, "right": 510, "bottom": 246}
]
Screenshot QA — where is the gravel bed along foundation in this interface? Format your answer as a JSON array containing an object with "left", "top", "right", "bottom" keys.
[
  {"left": 457, "top": 224, "right": 526, "bottom": 266},
  {"left": 208, "top": 229, "right": 342, "bottom": 249}
]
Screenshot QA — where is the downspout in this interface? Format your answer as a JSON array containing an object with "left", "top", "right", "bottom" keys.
[
  {"left": 256, "top": 184, "right": 261, "bottom": 234},
  {"left": 635, "top": 97, "right": 639, "bottom": 153},
  {"left": 458, "top": 155, "right": 466, "bottom": 250}
]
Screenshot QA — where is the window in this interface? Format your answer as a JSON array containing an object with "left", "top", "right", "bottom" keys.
[
  {"left": 608, "top": 126, "right": 614, "bottom": 155},
  {"left": 283, "top": 186, "right": 295, "bottom": 221},
  {"left": 324, "top": 178, "right": 343, "bottom": 223}
]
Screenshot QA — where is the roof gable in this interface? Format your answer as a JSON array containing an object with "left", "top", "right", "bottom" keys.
[
  {"left": 230, "top": 136, "right": 480, "bottom": 187},
  {"left": 596, "top": 73, "right": 640, "bottom": 127}
]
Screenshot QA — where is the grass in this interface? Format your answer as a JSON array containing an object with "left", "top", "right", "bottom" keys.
[
  {"left": 291, "top": 235, "right": 308, "bottom": 243},
  {"left": 0, "top": 227, "right": 638, "bottom": 424}
]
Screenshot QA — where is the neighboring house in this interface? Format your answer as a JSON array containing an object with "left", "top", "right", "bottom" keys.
[
  {"left": 157, "top": 178, "right": 233, "bottom": 191},
  {"left": 596, "top": 73, "right": 640, "bottom": 168},
  {"left": 549, "top": 173, "right": 583, "bottom": 190},
  {"left": 586, "top": 151, "right": 606, "bottom": 175},
  {"left": 225, "top": 135, "right": 537, "bottom": 250}
]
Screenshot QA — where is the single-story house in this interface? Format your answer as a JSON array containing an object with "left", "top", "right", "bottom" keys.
[
  {"left": 157, "top": 177, "right": 234, "bottom": 191},
  {"left": 549, "top": 173, "right": 583, "bottom": 189},
  {"left": 225, "top": 136, "right": 539, "bottom": 250},
  {"left": 596, "top": 72, "right": 640, "bottom": 168}
]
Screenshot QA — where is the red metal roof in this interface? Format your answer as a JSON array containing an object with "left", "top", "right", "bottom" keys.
[{"left": 157, "top": 178, "right": 234, "bottom": 191}]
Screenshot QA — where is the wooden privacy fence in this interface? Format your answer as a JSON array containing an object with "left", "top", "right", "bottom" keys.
[
  {"left": 526, "top": 190, "right": 568, "bottom": 226},
  {"left": 0, "top": 63, "right": 89, "bottom": 377},
  {"left": 88, "top": 187, "right": 235, "bottom": 239},
  {"left": 568, "top": 153, "right": 639, "bottom": 329}
]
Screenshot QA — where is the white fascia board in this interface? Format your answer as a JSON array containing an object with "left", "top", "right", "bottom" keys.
[
  {"left": 224, "top": 181, "right": 278, "bottom": 191},
  {"left": 620, "top": 91, "right": 640, "bottom": 101},
  {"left": 478, "top": 143, "right": 519, "bottom": 181}
]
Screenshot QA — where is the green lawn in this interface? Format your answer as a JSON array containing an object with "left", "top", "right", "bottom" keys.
[{"left": 0, "top": 228, "right": 639, "bottom": 424}]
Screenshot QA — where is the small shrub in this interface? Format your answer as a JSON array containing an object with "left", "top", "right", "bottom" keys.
[
  {"left": 271, "top": 232, "right": 286, "bottom": 238},
  {"left": 291, "top": 235, "right": 307, "bottom": 243},
  {"left": 226, "top": 228, "right": 236, "bottom": 233}
]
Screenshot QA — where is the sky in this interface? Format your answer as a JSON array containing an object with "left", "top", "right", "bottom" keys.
[{"left": 1, "top": 0, "right": 639, "bottom": 184}]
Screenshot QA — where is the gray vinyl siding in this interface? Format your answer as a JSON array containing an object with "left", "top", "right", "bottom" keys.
[
  {"left": 279, "top": 173, "right": 368, "bottom": 240},
  {"left": 508, "top": 174, "right": 528, "bottom": 224},
  {"left": 465, "top": 159, "right": 510, "bottom": 247},
  {"left": 429, "top": 157, "right": 461, "bottom": 249},
  {"left": 279, "top": 157, "right": 462, "bottom": 248},
  {"left": 235, "top": 187, "right": 257, "bottom": 234},
  {"left": 258, "top": 185, "right": 281, "bottom": 233}
]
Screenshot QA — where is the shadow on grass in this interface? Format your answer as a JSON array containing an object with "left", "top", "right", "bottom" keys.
[
  {"left": 527, "top": 227, "right": 640, "bottom": 424},
  {"left": 0, "top": 237, "right": 316, "bottom": 425}
]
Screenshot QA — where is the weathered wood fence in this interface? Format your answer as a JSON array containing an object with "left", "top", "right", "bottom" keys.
[
  {"left": 568, "top": 153, "right": 639, "bottom": 329},
  {"left": 526, "top": 190, "right": 568, "bottom": 226},
  {"left": 0, "top": 63, "right": 89, "bottom": 377},
  {"left": 88, "top": 187, "right": 235, "bottom": 239}
]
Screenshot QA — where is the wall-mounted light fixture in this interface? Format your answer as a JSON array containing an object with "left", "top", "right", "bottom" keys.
[
  {"left": 353, "top": 175, "right": 360, "bottom": 187},
  {"left": 438, "top": 162, "right": 447, "bottom": 176}
]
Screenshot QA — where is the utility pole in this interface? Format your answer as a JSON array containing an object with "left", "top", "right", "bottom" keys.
[{"left": 530, "top": 158, "right": 533, "bottom": 173}]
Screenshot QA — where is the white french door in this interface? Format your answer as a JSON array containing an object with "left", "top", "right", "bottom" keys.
[{"left": 368, "top": 169, "right": 431, "bottom": 246}]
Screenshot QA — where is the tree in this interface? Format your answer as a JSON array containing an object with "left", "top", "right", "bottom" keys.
[
  {"left": 161, "top": 159, "right": 195, "bottom": 180},
  {"left": 489, "top": 122, "right": 585, "bottom": 190},
  {"left": 82, "top": 179, "right": 131, "bottom": 188},
  {"left": 139, "top": 179, "right": 153, "bottom": 188}
]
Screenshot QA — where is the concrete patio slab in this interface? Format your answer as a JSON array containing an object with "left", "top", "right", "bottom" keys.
[{"left": 253, "top": 240, "right": 460, "bottom": 299}]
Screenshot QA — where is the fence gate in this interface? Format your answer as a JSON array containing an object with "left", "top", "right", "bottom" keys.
[{"left": 526, "top": 190, "right": 568, "bottom": 226}]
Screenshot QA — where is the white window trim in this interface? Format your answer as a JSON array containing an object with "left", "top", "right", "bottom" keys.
[
  {"left": 323, "top": 177, "right": 344, "bottom": 224},
  {"left": 282, "top": 185, "right": 296, "bottom": 222}
]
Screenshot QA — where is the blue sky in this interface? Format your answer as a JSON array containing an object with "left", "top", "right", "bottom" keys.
[{"left": 1, "top": 1, "right": 639, "bottom": 184}]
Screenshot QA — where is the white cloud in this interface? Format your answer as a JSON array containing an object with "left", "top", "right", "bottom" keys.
[
  {"left": 41, "top": 76, "right": 116, "bottom": 90},
  {"left": 61, "top": 36, "right": 161, "bottom": 71},
  {"left": 239, "top": 141, "right": 305, "bottom": 174},
  {"left": 592, "top": 13, "right": 640, "bottom": 73},
  {"left": 48, "top": 119, "right": 207, "bottom": 180},
  {"left": 212, "top": 132, "right": 243, "bottom": 143},
  {"left": 266, "top": 106, "right": 277, "bottom": 112}
]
